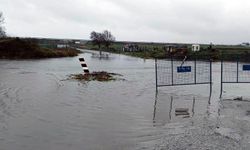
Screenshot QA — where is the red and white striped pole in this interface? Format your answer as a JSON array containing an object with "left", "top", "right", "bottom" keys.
[{"left": 79, "top": 58, "right": 89, "bottom": 73}]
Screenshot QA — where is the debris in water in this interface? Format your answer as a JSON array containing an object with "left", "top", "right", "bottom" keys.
[
  {"left": 233, "top": 96, "right": 243, "bottom": 101},
  {"left": 69, "top": 71, "right": 124, "bottom": 82}
]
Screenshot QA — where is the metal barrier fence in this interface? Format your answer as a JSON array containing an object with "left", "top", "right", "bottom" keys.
[
  {"left": 220, "top": 59, "right": 250, "bottom": 98},
  {"left": 156, "top": 55, "right": 250, "bottom": 99},
  {"left": 155, "top": 57, "right": 212, "bottom": 95}
]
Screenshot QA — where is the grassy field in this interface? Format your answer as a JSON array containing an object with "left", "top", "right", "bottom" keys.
[
  {"left": 3, "top": 37, "right": 248, "bottom": 60},
  {"left": 85, "top": 41, "right": 250, "bottom": 61},
  {"left": 85, "top": 41, "right": 166, "bottom": 58}
]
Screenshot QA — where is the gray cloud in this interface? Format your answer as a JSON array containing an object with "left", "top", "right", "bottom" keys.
[{"left": 0, "top": 0, "right": 250, "bottom": 44}]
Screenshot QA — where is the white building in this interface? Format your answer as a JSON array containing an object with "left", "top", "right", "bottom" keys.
[
  {"left": 57, "top": 44, "right": 68, "bottom": 48},
  {"left": 74, "top": 41, "right": 81, "bottom": 44},
  {"left": 192, "top": 44, "right": 200, "bottom": 52}
]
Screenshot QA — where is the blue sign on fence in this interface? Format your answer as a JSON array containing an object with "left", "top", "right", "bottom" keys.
[
  {"left": 177, "top": 66, "right": 191, "bottom": 73},
  {"left": 243, "top": 65, "right": 250, "bottom": 71}
]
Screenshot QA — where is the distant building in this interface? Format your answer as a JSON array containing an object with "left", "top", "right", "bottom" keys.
[
  {"left": 241, "top": 42, "right": 250, "bottom": 47},
  {"left": 163, "top": 45, "right": 176, "bottom": 53},
  {"left": 192, "top": 44, "right": 200, "bottom": 52},
  {"left": 57, "top": 44, "right": 68, "bottom": 48},
  {"left": 164, "top": 44, "right": 188, "bottom": 56},
  {"left": 74, "top": 41, "right": 81, "bottom": 44},
  {"left": 122, "top": 44, "right": 140, "bottom": 52}
]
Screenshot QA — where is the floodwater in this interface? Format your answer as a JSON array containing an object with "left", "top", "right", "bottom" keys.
[{"left": 0, "top": 49, "right": 250, "bottom": 150}]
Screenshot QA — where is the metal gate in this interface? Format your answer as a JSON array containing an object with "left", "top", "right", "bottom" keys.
[
  {"left": 155, "top": 54, "right": 250, "bottom": 99},
  {"left": 155, "top": 57, "right": 212, "bottom": 95},
  {"left": 220, "top": 58, "right": 250, "bottom": 97}
]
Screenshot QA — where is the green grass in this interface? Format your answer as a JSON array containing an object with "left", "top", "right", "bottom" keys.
[{"left": 85, "top": 41, "right": 250, "bottom": 61}]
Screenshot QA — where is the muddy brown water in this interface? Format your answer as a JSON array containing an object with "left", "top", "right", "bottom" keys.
[{"left": 0, "top": 49, "right": 250, "bottom": 150}]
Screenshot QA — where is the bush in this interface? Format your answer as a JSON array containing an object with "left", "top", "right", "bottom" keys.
[{"left": 0, "top": 38, "right": 81, "bottom": 59}]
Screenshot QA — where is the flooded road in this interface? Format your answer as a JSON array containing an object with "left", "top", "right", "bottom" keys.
[{"left": 0, "top": 50, "right": 250, "bottom": 150}]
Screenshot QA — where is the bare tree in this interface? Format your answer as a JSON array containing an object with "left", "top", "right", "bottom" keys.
[
  {"left": 90, "top": 30, "right": 116, "bottom": 55},
  {"left": 90, "top": 31, "right": 105, "bottom": 55},
  {"left": 0, "top": 12, "right": 6, "bottom": 38},
  {"left": 103, "top": 30, "right": 115, "bottom": 49}
]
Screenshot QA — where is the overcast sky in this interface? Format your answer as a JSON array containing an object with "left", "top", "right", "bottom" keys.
[{"left": 0, "top": 0, "right": 250, "bottom": 44}]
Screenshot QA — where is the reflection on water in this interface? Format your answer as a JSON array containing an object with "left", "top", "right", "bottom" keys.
[
  {"left": 153, "top": 93, "right": 212, "bottom": 126},
  {"left": 91, "top": 52, "right": 110, "bottom": 59}
]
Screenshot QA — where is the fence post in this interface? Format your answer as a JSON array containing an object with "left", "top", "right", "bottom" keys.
[
  {"left": 79, "top": 57, "right": 89, "bottom": 74},
  {"left": 209, "top": 59, "right": 212, "bottom": 104},
  {"left": 237, "top": 56, "right": 239, "bottom": 83},
  {"left": 171, "top": 56, "right": 174, "bottom": 85},
  {"left": 194, "top": 56, "right": 197, "bottom": 84},
  {"left": 220, "top": 59, "right": 223, "bottom": 98},
  {"left": 155, "top": 58, "right": 158, "bottom": 93}
]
